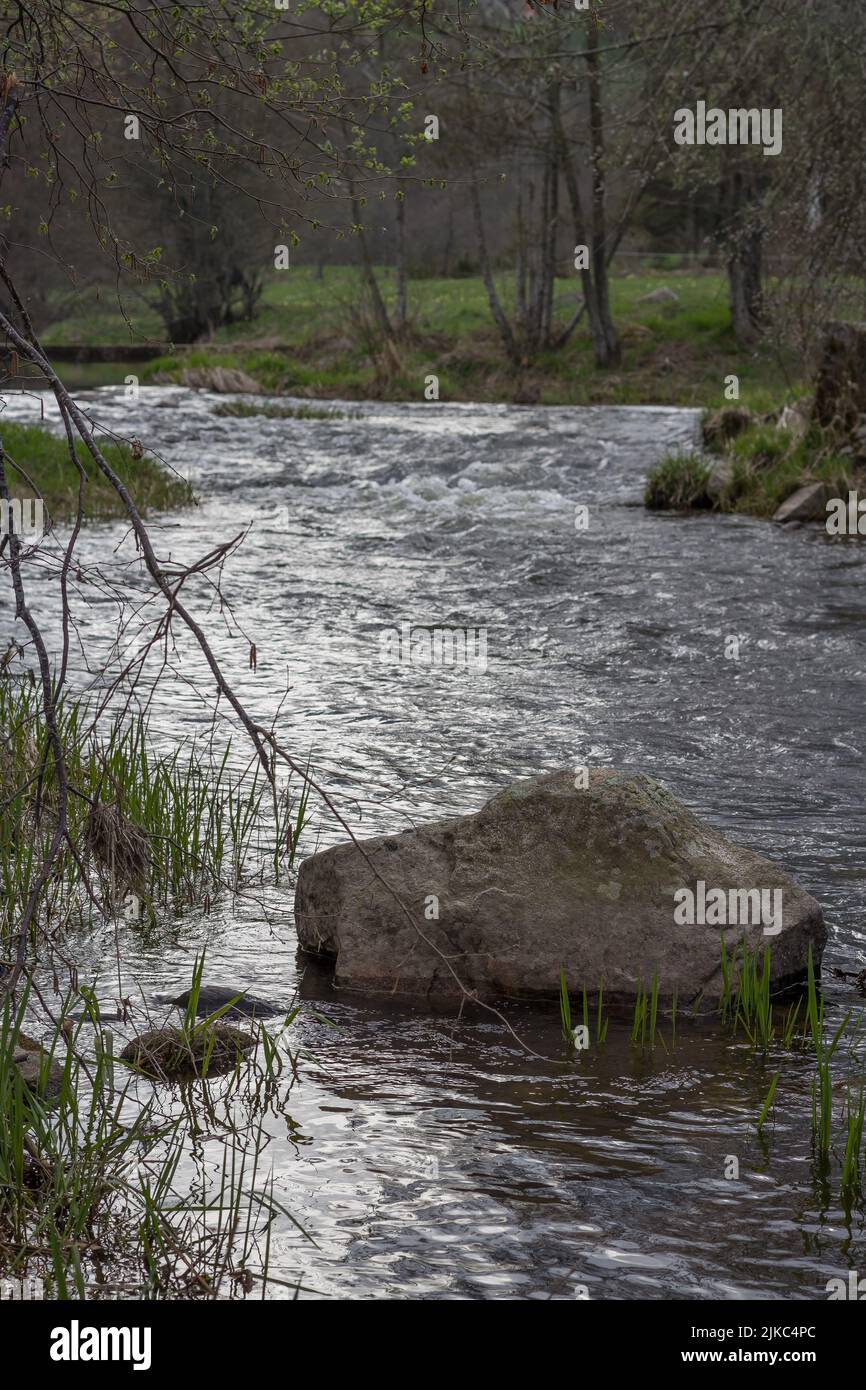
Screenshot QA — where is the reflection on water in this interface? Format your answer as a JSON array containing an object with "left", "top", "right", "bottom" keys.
[{"left": 3, "top": 386, "right": 866, "bottom": 1298}]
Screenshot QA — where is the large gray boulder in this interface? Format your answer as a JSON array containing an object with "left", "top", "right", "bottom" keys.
[{"left": 295, "top": 770, "right": 826, "bottom": 1005}]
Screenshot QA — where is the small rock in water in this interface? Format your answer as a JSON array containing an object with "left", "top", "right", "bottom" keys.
[
  {"left": 121, "top": 1024, "right": 255, "bottom": 1080},
  {"left": 12, "top": 1033, "right": 65, "bottom": 1100},
  {"left": 169, "top": 984, "right": 281, "bottom": 1018}
]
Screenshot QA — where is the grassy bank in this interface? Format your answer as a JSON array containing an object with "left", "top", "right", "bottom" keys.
[
  {"left": 36, "top": 265, "right": 797, "bottom": 409},
  {"left": 0, "top": 420, "right": 194, "bottom": 524},
  {"left": 645, "top": 408, "right": 857, "bottom": 521}
]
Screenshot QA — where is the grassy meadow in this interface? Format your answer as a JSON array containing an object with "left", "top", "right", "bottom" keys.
[{"left": 36, "top": 262, "right": 800, "bottom": 411}]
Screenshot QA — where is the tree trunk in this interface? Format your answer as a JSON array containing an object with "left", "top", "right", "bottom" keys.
[
  {"left": 554, "top": 101, "right": 609, "bottom": 365},
  {"left": 722, "top": 162, "right": 764, "bottom": 346},
  {"left": 813, "top": 321, "right": 866, "bottom": 437},
  {"left": 515, "top": 178, "right": 528, "bottom": 335},
  {"left": 586, "top": 21, "right": 620, "bottom": 367},
  {"left": 541, "top": 90, "right": 560, "bottom": 349},
  {"left": 350, "top": 187, "right": 393, "bottom": 343},
  {"left": 728, "top": 235, "right": 763, "bottom": 345},
  {"left": 527, "top": 167, "right": 547, "bottom": 354},
  {"left": 525, "top": 176, "right": 541, "bottom": 353},
  {"left": 470, "top": 174, "right": 520, "bottom": 366},
  {"left": 441, "top": 194, "right": 454, "bottom": 278},
  {"left": 394, "top": 190, "right": 407, "bottom": 334}
]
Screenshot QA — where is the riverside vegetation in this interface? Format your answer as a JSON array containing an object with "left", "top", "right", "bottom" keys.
[
  {"left": 645, "top": 407, "right": 858, "bottom": 521},
  {"left": 0, "top": 681, "right": 308, "bottom": 933},
  {"left": 0, "top": 676, "right": 313, "bottom": 1297}
]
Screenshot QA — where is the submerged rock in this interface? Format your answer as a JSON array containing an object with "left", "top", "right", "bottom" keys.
[
  {"left": 295, "top": 769, "right": 826, "bottom": 1005},
  {"left": 67, "top": 1005, "right": 125, "bottom": 1024},
  {"left": 170, "top": 985, "right": 281, "bottom": 1018}
]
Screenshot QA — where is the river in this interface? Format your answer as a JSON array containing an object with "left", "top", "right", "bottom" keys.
[{"left": 2, "top": 385, "right": 865, "bottom": 1299}]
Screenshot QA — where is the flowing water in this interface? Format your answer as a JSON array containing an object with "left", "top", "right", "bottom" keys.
[{"left": 3, "top": 386, "right": 866, "bottom": 1300}]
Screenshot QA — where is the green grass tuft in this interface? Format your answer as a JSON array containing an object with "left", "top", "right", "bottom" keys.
[
  {"left": 644, "top": 451, "right": 712, "bottom": 510},
  {"left": 0, "top": 419, "right": 194, "bottom": 525}
]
